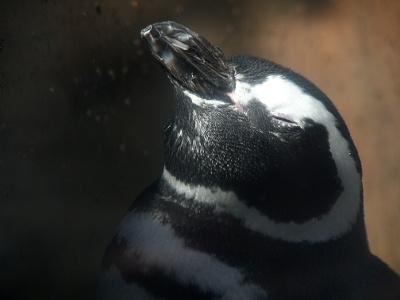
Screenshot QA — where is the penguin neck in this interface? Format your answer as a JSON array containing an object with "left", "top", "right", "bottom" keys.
[{"left": 161, "top": 168, "right": 366, "bottom": 245}]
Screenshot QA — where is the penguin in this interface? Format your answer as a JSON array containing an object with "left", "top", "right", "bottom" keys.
[{"left": 98, "top": 21, "right": 400, "bottom": 300}]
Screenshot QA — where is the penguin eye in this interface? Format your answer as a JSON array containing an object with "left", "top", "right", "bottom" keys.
[{"left": 271, "top": 113, "right": 297, "bottom": 125}]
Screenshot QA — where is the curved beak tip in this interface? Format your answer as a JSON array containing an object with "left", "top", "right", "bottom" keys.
[{"left": 140, "top": 25, "right": 153, "bottom": 38}]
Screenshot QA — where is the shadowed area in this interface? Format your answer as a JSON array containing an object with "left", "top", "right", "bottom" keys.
[{"left": 0, "top": 0, "right": 399, "bottom": 299}]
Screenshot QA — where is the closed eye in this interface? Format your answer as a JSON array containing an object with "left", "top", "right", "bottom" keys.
[{"left": 272, "top": 113, "right": 297, "bottom": 125}]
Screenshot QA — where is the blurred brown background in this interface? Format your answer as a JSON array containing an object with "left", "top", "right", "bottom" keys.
[{"left": 1, "top": 0, "right": 399, "bottom": 299}]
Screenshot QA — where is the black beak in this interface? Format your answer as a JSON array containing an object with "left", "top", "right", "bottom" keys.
[{"left": 141, "top": 21, "right": 235, "bottom": 98}]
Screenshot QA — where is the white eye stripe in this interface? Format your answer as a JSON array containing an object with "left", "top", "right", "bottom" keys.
[{"left": 235, "top": 76, "right": 316, "bottom": 125}]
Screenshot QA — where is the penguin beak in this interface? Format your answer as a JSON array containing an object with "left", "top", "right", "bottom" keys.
[{"left": 141, "top": 21, "right": 236, "bottom": 98}]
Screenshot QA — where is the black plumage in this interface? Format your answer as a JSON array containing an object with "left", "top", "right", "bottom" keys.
[{"left": 98, "top": 21, "right": 400, "bottom": 300}]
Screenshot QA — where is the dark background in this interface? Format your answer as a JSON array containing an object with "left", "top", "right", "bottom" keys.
[{"left": 1, "top": 0, "right": 399, "bottom": 299}]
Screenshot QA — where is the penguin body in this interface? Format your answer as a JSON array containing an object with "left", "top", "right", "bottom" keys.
[{"left": 98, "top": 22, "right": 400, "bottom": 299}]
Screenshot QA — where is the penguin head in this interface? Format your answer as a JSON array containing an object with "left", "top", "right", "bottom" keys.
[{"left": 142, "top": 22, "right": 363, "bottom": 242}]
